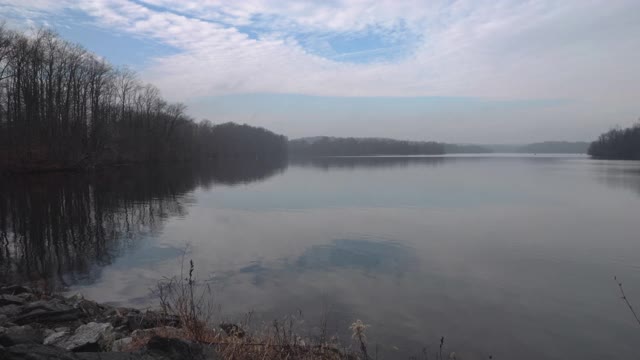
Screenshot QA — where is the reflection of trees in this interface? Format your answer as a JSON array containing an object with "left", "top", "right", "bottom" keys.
[
  {"left": 203, "top": 157, "right": 287, "bottom": 186},
  {"left": 0, "top": 158, "right": 286, "bottom": 288},
  {"left": 595, "top": 165, "right": 640, "bottom": 196},
  {"left": 290, "top": 156, "right": 445, "bottom": 170}
]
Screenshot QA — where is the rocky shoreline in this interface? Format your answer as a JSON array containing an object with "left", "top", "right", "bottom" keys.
[{"left": 0, "top": 284, "right": 219, "bottom": 359}]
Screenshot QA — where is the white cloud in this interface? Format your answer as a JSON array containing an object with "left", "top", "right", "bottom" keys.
[
  {"left": 4, "top": 0, "right": 639, "bottom": 100},
  {"left": 2, "top": 0, "right": 640, "bottom": 140}
]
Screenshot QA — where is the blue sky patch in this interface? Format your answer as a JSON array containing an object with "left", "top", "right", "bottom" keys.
[
  {"left": 294, "top": 25, "right": 420, "bottom": 63},
  {"left": 56, "top": 10, "right": 179, "bottom": 69}
]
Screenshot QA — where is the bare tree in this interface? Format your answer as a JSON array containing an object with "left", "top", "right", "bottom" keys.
[{"left": 0, "top": 26, "right": 287, "bottom": 171}]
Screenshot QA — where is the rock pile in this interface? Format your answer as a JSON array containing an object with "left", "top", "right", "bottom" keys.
[{"left": 0, "top": 284, "right": 218, "bottom": 360}]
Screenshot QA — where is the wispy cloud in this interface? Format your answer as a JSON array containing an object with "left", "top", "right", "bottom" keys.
[
  {"left": 3, "top": 0, "right": 639, "bottom": 100},
  {"left": 2, "top": 0, "right": 640, "bottom": 141}
]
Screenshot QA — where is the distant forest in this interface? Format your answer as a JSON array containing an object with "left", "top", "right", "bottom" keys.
[
  {"left": 445, "top": 142, "right": 590, "bottom": 154},
  {"left": 588, "top": 123, "right": 640, "bottom": 160},
  {"left": 289, "top": 138, "right": 591, "bottom": 157},
  {"left": 443, "top": 144, "right": 493, "bottom": 153},
  {"left": 0, "top": 26, "right": 286, "bottom": 172},
  {"left": 289, "top": 137, "right": 445, "bottom": 156},
  {"left": 516, "top": 141, "right": 589, "bottom": 154}
]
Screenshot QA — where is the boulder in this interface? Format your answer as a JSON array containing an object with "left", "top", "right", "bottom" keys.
[
  {"left": 146, "top": 336, "right": 207, "bottom": 360},
  {"left": 0, "top": 295, "right": 25, "bottom": 307},
  {"left": 0, "top": 343, "right": 81, "bottom": 360},
  {"left": 219, "top": 323, "right": 245, "bottom": 338},
  {"left": 131, "top": 326, "right": 185, "bottom": 340},
  {"left": 16, "top": 293, "right": 36, "bottom": 302},
  {"left": 74, "top": 299, "right": 104, "bottom": 317},
  {"left": 22, "top": 299, "right": 73, "bottom": 313},
  {"left": 0, "top": 338, "right": 220, "bottom": 360},
  {"left": 0, "top": 304, "right": 22, "bottom": 317},
  {"left": 54, "top": 322, "right": 114, "bottom": 352},
  {"left": 125, "top": 312, "right": 180, "bottom": 331},
  {"left": 0, "top": 325, "right": 44, "bottom": 346},
  {"left": 44, "top": 330, "right": 70, "bottom": 346},
  {"left": 77, "top": 353, "right": 143, "bottom": 360},
  {"left": 111, "top": 337, "right": 133, "bottom": 352},
  {"left": 0, "top": 286, "right": 32, "bottom": 296},
  {"left": 12, "top": 300, "right": 84, "bottom": 325}
]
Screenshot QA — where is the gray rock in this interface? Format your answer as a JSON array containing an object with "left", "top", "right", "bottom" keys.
[
  {"left": 16, "top": 293, "right": 36, "bottom": 302},
  {"left": 219, "top": 323, "right": 245, "bottom": 338},
  {"left": 0, "top": 295, "right": 25, "bottom": 307},
  {"left": 12, "top": 307, "right": 84, "bottom": 325},
  {"left": 0, "top": 304, "right": 22, "bottom": 317},
  {"left": 74, "top": 299, "right": 104, "bottom": 317},
  {"left": 131, "top": 326, "right": 185, "bottom": 340},
  {"left": 111, "top": 336, "right": 133, "bottom": 352},
  {"left": 56, "top": 322, "right": 114, "bottom": 352},
  {"left": 0, "top": 285, "right": 32, "bottom": 296},
  {"left": 44, "top": 330, "right": 70, "bottom": 346},
  {"left": 145, "top": 336, "right": 207, "bottom": 360},
  {"left": 0, "top": 314, "right": 8, "bottom": 325},
  {"left": 0, "top": 325, "right": 44, "bottom": 346},
  {"left": 0, "top": 341, "right": 220, "bottom": 360},
  {"left": 77, "top": 353, "right": 143, "bottom": 360},
  {"left": 22, "top": 299, "right": 73, "bottom": 313},
  {"left": 0, "top": 343, "right": 81, "bottom": 359},
  {"left": 125, "top": 312, "right": 180, "bottom": 331}
]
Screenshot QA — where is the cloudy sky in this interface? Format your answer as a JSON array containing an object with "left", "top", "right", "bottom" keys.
[{"left": 2, "top": 0, "right": 639, "bottom": 143}]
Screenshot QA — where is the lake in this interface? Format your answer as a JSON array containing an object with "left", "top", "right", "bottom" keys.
[{"left": 1, "top": 155, "right": 639, "bottom": 359}]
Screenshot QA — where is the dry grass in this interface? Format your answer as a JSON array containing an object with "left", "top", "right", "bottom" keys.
[
  {"left": 154, "top": 258, "right": 215, "bottom": 342},
  {"left": 150, "top": 257, "right": 370, "bottom": 359},
  {"left": 148, "top": 256, "right": 468, "bottom": 359}
]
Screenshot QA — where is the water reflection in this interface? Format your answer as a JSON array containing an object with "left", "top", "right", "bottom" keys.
[
  {"left": 290, "top": 154, "right": 586, "bottom": 171},
  {"left": 295, "top": 239, "right": 416, "bottom": 275},
  {"left": 592, "top": 161, "right": 640, "bottom": 196},
  {"left": 2, "top": 155, "right": 640, "bottom": 360},
  {"left": 0, "top": 158, "right": 286, "bottom": 288},
  {"left": 291, "top": 156, "right": 445, "bottom": 170},
  {"left": 214, "top": 239, "right": 417, "bottom": 287}
]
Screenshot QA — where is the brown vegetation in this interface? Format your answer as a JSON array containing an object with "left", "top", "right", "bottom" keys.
[{"left": 151, "top": 259, "right": 375, "bottom": 359}]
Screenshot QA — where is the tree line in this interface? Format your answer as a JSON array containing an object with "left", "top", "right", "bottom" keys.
[
  {"left": 0, "top": 25, "right": 286, "bottom": 171},
  {"left": 443, "top": 143, "right": 493, "bottom": 154},
  {"left": 289, "top": 136, "right": 445, "bottom": 157},
  {"left": 518, "top": 141, "right": 589, "bottom": 154},
  {"left": 588, "top": 122, "right": 640, "bottom": 160}
]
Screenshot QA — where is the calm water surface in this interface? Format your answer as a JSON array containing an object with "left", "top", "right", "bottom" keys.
[{"left": 2, "top": 155, "right": 640, "bottom": 359}]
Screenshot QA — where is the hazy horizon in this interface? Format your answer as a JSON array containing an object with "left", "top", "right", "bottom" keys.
[
  {"left": 3, "top": 0, "right": 638, "bottom": 143},
  {"left": 290, "top": 135, "right": 592, "bottom": 145}
]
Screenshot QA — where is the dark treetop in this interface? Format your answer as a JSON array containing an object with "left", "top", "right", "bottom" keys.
[
  {"left": 588, "top": 122, "right": 640, "bottom": 160},
  {"left": 0, "top": 26, "right": 286, "bottom": 172}
]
